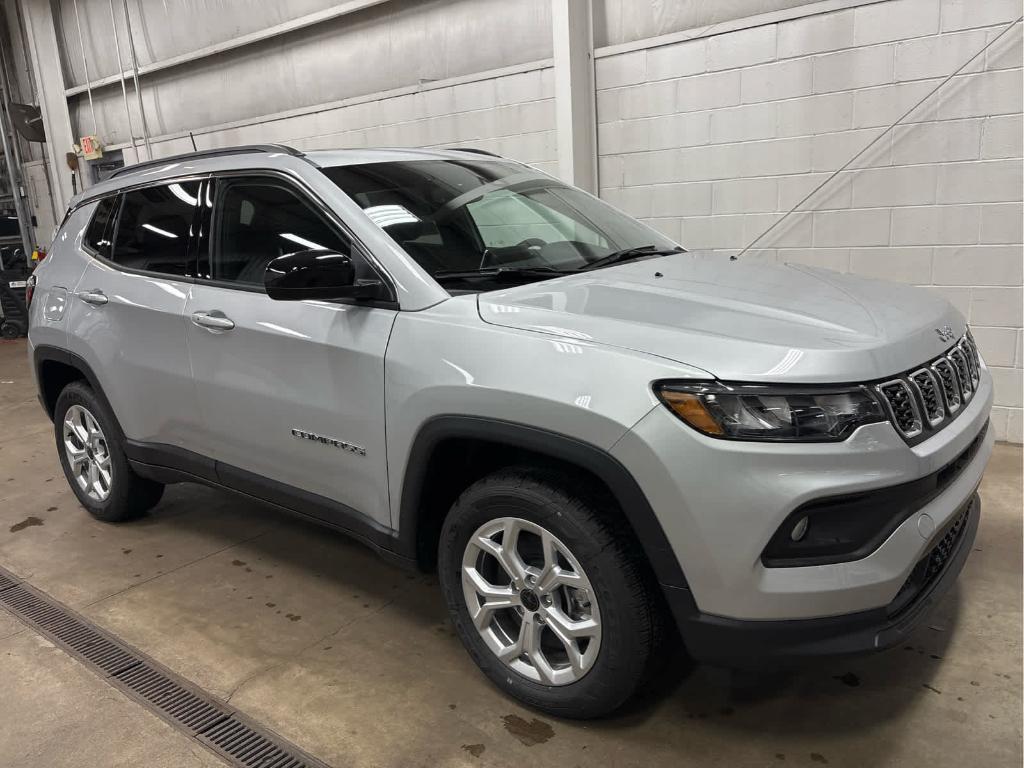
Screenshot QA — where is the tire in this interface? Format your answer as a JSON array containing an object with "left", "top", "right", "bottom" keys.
[
  {"left": 54, "top": 381, "right": 164, "bottom": 522},
  {"left": 1, "top": 320, "right": 25, "bottom": 339},
  {"left": 438, "top": 466, "right": 669, "bottom": 719}
]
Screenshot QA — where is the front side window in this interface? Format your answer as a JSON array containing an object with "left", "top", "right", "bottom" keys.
[
  {"left": 84, "top": 196, "right": 117, "bottom": 259},
  {"left": 110, "top": 182, "right": 200, "bottom": 276},
  {"left": 205, "top": 179, "right": 351, "bottom": 286},
  {"left": 322, "top": 159, "right": 679, "bottom": 292}
]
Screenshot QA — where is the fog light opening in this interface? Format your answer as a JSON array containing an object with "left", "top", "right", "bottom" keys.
[{"left": 790, "top": 516, "right": 809, "bottom": 542}]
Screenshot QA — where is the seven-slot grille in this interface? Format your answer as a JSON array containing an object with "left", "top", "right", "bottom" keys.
[{"left": 876, "top": 330, "right": 983, "bottom": 442}]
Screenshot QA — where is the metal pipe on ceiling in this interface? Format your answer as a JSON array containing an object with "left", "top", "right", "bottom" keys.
[
  {"left": 107, "top": 0, "right": 136, "bottom": 153},
  {"left": 120, "top": 0, "right": 152, "bottom": 159}
]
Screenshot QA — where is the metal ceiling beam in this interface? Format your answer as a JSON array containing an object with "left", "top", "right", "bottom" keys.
[{"left": 63, "top": 0, "right": 391, "bottom": 97}]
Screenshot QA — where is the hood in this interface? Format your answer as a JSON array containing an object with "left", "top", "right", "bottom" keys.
[{"left": 476, "top": 253, "right": 965, "bottom": 383}]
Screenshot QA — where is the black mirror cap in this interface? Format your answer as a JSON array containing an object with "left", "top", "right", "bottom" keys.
[{"left": 264, "top": 249, "right": 384, "bottom": 301}]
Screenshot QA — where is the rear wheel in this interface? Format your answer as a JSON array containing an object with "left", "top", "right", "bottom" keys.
[
  {"left": 438, "top": 467, "right": 668, "bottom": 718},
  {"left": 54, "top": 381, "right": 164, "bottom": 522}
]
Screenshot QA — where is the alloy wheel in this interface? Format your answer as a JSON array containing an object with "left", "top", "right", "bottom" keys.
[
  {"left": 461, "top": 516, "right": 601, "bottom": 686},
  {"left": 63, "top": 404, "right": 113, "bottom": 502}
]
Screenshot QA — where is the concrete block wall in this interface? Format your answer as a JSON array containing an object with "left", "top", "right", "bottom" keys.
[
  {"left": 144, "top": 65, "right": 559, "bottom": 177},
  {"left": 596, "top": 0, "right": 1023, "bottom": 441}
]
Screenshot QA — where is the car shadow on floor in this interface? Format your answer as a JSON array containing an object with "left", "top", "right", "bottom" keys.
[
  {"left": 148, "top": 480, "right": 966, "bottom": 736},
  {"left": 603, "top": 589, "right": 962, "bottom": 732}
]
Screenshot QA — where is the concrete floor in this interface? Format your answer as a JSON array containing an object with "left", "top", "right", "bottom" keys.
[{"left": 0, "top": 337, "right": 1020, "bottom": 768}]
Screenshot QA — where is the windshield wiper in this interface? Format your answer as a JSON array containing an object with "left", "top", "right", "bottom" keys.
[
  {"left": 579, "top": 245, "right": 684, "bottom": 272},
  {"left": 432, "top": 265, "right": 576, "bottom": 283}
]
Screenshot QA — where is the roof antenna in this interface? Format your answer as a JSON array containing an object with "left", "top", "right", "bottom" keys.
[{"left": 189, "top": 131, "right": 197, "bottom": 152}]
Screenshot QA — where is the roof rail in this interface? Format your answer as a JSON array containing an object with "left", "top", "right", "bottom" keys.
[
  {"left": 447, "top": 147, "right": 502, "bottom": 158},
  {"left": 109, "top": 143, "right": 304, "bottom": 179}
]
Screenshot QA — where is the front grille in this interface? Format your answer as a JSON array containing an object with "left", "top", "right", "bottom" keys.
[
  {"left": 888, "top": 496, "right": 974, "bottom": 616},
  {"left": 876, "top": 331, "right": 980, "bottom": 443}
]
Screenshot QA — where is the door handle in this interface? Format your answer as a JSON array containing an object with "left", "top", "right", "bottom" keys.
[
  {"left": 191, "top": 311, "right": 235, "bottom": 331},
  {"left": 76, "top": 289, "right": 108, "bottom": 306}
]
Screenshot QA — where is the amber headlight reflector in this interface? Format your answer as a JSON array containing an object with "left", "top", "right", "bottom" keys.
[{"left": 654, "top": 381, "right": 884, "bottom": 442}]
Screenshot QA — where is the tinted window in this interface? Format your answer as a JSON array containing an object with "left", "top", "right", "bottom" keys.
[
  {"left": 84, "top": 196, "right": 117, "bottom": 258},
  {"left": 111, "top": 182, "right": 200, "bottom": 276},
  {"left": 207, "top": 180, "right": 350, "bottom": 286}
]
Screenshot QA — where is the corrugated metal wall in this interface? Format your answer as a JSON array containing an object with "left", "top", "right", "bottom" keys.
[
  {"left": 594, "top": 0, "right": 817, "bottom": 46},
  {"left": 59, "top": 0, "right": 552, "bottom": 145}
]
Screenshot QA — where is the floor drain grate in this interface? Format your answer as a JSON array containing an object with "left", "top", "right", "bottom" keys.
[
  {"left": 0, "top": 565, "right": 330, "bottom": 768},
  {"left": 201, "top": 717, "right": 311, "bottom": 768}
]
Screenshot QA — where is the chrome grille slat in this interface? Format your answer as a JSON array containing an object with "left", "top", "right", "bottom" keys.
[
  {"left": 878, "top": 331, "right": 981, "bottom": 443},
  {"left": 876, "top": 379, "right": 923, "bottom": 438},
  {"left": 909, "top": 368, "right": 944, "bottom": 426},
  {"left": 958, "top": 339, "right": 979, "bottom": 387},
  {"left": 932, "top": 358, "right": 962, "bottom": 414},
  {"left": 948, "top": 348, "right": 973, "bottom": 400}
]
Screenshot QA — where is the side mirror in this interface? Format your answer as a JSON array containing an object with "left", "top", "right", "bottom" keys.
[{"left": 263, "top": 249, "right": 384, "bottom": 301}]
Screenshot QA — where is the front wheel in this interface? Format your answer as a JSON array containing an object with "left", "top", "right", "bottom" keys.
[{"left": 438, "top": 467, "right": 668, "bottom": 718}]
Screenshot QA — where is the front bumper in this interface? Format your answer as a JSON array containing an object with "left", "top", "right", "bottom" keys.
[
  {"left": 611, "top": 366, "right": 993, "bottom": 627},
  {"left": 665, "top": 492, "right": 979, "bottom": 666}
]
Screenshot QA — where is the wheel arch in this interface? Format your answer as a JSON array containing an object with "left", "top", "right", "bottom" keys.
[
  {"left": 33, "top": 346, "right": 123, "bottom": 439},
  {"left": 397, "top": 415, "right": 689, "bottom": 591}
]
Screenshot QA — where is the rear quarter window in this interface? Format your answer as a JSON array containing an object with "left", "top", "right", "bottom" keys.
[{"left": 83, "top": 196, "right": 117, "bottom": 258}]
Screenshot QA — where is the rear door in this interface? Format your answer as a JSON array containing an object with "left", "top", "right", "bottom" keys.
[
  {"left": 64, "top": 180, "right": 205, "bottom": 452},
  {"left": 183, "top": 174, "right": 396, "bottom": 530}
]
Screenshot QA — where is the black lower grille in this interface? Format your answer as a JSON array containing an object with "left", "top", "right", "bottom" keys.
[
  {"left": 888, "top": 497, "right": 974, "bottom": 617},
  {"left": 763, "top": 422, "right": 986, "bottom": 567}
]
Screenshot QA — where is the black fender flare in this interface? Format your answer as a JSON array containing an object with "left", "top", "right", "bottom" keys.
[
  {"left": 33, "top": 345, "right": 122, "bottom": 432},
  {"left": 397, "top": 415, "right": 690, "bottom": 590}
]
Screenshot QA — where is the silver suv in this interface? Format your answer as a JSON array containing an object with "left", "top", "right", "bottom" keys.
[{"left": 28, "top": 145, "right": 993, "bottom": 718}]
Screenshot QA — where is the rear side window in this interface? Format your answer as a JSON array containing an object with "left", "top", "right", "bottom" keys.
[
  {"left": 110, "top": 182, "right": 201, "bottom": 276},
  {"left": 84, "top": 196, "right": 117, "bottom": 259}
]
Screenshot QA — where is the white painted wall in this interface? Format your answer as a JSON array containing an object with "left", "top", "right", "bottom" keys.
[{"left": 595, "top": 0, "right": 1023, "bottom": 441}]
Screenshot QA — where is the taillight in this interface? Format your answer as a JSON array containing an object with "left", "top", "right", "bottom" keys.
[{"left": 25, "top": 274, "right": 35, "bottom": 308}]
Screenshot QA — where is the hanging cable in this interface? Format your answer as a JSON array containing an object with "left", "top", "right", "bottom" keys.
[
  {"left": 71, "top": 0, "right": 99, "bottom": 136},
  {"left": 733, "top": 15, "right": 1024, "bottom": 260},
  {"left": 107, "top": 0, "right": 136, "bottom": 153},
  {"left": 121, "top": 0, "right": 153, "bottom": 158}
]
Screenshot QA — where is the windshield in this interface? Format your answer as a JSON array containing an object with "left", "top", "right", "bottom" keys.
[{"left": 321, "top": 159, "right": 680, "bottom": 291}]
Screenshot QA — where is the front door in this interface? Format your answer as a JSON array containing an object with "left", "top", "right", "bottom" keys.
[{"left": 183, "top": 176, "right": 396, "bottom": 530}]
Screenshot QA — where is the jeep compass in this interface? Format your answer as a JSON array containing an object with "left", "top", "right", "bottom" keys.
[{"left": 27, "top": 144, "right": 993, "bottom": 718}]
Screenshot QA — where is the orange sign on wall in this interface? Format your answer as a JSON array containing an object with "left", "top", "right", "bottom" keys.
[{"left": 79, "top": 135, "right": 102, "bottom": 160}]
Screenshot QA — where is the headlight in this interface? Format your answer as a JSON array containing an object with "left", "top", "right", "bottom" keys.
[{"left": 654, "top": 381, "right": 885, "bottom": 442}]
